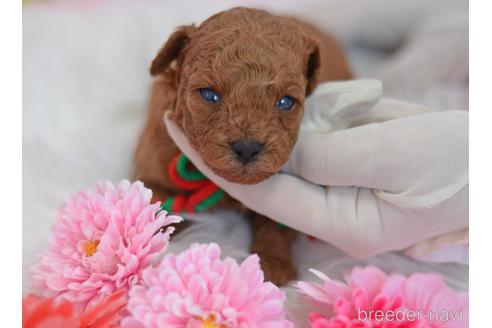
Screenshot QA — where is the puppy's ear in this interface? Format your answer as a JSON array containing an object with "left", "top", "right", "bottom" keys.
[
  {"left": 305, "top": 41, "right": 321, "bottom": 95},
  {"left": 150, "top": 25, "right": 196, "bottom": 76}
]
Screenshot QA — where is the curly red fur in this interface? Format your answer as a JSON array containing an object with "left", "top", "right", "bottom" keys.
[{"left": 134, "top": 7, "right": 351, "bottom": 285}]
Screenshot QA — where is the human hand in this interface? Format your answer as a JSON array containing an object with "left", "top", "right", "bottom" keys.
[{"left": 164, "top": 80, "right": 468, "bottom": 259}]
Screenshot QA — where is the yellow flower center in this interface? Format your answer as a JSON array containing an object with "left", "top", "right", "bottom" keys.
[
  {"left": 201, "top": 314, "right": 225, "bottom": 328},
  {"left": 83, "top": 240, "right": 100, "bottom": 257},
  {"left": 202, "top": 319, "right": 217, "bottom": 328}
]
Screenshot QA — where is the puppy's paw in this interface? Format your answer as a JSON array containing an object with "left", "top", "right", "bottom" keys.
[{"left": 260, "top": 256, "right": 297, "bottom": 286}]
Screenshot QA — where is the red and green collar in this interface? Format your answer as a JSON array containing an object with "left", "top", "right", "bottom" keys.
[
  {"left": 160, "top": 154, "right": 225, "bottom": 213},
  {"left": 159, "top": 154, "right": 316, "bottom": 240}
]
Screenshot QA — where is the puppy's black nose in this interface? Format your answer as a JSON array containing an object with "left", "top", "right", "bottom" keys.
[{"left": 230, "top": 140, "right": 263, "bottom": 164}]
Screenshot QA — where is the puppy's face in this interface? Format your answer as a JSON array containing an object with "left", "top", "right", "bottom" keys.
[{"left": 151, "top": 8, "right": 320, "bottom": 184}]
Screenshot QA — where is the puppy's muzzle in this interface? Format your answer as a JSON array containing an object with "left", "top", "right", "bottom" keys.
[{"left": 230, "top": 140, "right": 263, "bottom": 164}]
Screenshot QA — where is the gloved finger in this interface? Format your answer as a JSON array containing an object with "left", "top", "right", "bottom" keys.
[
  {"left": 287, "top": 110, "right": 468, "bottom": 198},
  {"left": 305, "top": 80, "right": 428, "bottom": 132},
  {"left": 302, "top": 80, "right": 432, "bottom": 132},
  {"left": 352, "top": 97, "right": 432, "bottom": 124},
  {"left": 300, "top": 79, "right": 383, "bottom": 132}
]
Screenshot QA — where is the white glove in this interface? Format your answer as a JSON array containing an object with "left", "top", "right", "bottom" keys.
[{"left": 164, "top": 80, "right": 468, "bottom": 260}]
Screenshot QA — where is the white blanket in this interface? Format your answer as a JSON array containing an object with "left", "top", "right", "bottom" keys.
[{"left": 22, "top": 1, "right": 468, "bottom": 326}]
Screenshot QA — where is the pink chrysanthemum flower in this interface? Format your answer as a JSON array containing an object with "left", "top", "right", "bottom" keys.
[
  {"left": 32, "top": 180, "right": 182, "bottom": 309},
  {"left": 296, "top": 266, "right": 468, "bottom": 328},
  {"left": 122, "top": 243, "right": 293, "bottom": 328}
]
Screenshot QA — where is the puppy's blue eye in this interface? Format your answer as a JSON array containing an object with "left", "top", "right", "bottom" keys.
[
  {"left": 276, "top": 96, "right": 295, "bottom": 111},
  {"left": 199, "top": 88, "right": 220, "bottom": 104}
]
